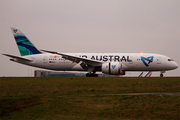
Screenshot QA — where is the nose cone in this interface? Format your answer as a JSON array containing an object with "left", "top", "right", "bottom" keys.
[
  {"left": 173, "top": 62, "right": 179, "bottom": 69},
  {"left": 166, "top": 61, "right": 178, "bottom": 70},
  {"left": 169, "top": 61, "right": 179, "bottom": 70}
]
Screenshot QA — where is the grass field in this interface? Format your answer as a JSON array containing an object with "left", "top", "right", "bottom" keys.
[{"left": 0, "top": 77, "right": 180, "bottom": 120}]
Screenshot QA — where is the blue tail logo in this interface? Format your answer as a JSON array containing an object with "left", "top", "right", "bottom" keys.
[
  {"left": 111, "top": 65, "right": 116, "bottom": 69},
  {"left": 13, "top": 29, "right": 18, "bottom": 33},
  {"left": 141, "top": 56, "right": 154, "bottom": 67}
]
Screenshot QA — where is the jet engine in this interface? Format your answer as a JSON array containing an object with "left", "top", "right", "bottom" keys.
[{"left": 102, "top": 62, "right": 125, "bottom": 75}]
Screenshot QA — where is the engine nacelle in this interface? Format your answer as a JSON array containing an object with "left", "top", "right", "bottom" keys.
[{"left": 102, "top": 62, "right": 125, "bottom": 75}]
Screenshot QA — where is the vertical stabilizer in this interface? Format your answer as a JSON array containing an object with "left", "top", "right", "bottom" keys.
[{"left": 11, "top": 27, "right": 42, "bottom": 56}]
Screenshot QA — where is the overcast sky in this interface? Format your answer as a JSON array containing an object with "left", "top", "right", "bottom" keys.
[{"left": 0, "top": 0, "right": 179, "bottom": 77}]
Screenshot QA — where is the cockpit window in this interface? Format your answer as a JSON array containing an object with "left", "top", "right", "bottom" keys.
[{"left": 168, "top": 59, "right": 174, "bottom": 61}]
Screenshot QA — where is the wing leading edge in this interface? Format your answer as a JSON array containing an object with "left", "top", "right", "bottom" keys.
[{"left": 41, "top": 49, "right": 102, "bottom": 67}]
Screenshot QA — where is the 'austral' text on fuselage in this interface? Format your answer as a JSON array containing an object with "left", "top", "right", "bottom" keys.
[{"left": 80, "top": 55, "right": 132, "bottom": 62}]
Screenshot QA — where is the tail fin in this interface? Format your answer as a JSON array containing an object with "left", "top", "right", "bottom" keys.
[{"left": 11, "top": 27, "right": 42, "bottom": 56}]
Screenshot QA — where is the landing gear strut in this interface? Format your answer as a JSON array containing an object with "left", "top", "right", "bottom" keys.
[{"left": 160, "top": 71, "right": 165, "bottom": 77}]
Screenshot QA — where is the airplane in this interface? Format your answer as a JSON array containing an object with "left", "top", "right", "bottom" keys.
[{"left": 2, "top": 27, "right": 178, "bottom": 77}]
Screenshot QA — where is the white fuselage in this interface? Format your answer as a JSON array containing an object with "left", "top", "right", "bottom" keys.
[{"left": 12, "top": 53, "right": 178, "bottom": 72}]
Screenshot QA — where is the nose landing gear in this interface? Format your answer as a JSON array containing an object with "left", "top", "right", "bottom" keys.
[
  {"left": 160, "top": 73, "right": 163, "bottom": 77},
  {"left": 160, "top": 71, "right": 165, "bottom": 77}
]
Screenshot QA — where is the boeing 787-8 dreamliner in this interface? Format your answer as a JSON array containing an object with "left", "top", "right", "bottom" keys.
[{"left": 3, "top": 28, "right": 178, "bottom": 77}]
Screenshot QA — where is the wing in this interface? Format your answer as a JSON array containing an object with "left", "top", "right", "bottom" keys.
[{"left": 41, "top": 50, "right": 102, "bottom": 67}]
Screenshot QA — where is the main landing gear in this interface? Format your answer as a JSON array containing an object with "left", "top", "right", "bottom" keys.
[{"left": 86, "top": 73, "right": 98, "bottom": 77}]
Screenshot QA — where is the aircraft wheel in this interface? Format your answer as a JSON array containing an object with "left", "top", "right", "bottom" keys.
[
  {"left": 86, "top": 73, "right": 90, "bottom": 77},
  {"left": 94, "top": 74, "right": 98, "bottom": 77},
  {"left": 86, "top": 73, "right": 98, "bottom": 77},
  {"left": 160, "top": 74, "right": 163, "bottom": 77}
]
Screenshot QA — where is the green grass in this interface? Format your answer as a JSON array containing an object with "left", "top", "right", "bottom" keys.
[{"left": 0, "top": 77, "right": 180, "bottom": 120}]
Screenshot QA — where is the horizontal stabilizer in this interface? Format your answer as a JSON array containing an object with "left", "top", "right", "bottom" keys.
[{"left": 2, "top": 54, "right": 32, "bottom": 62}]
